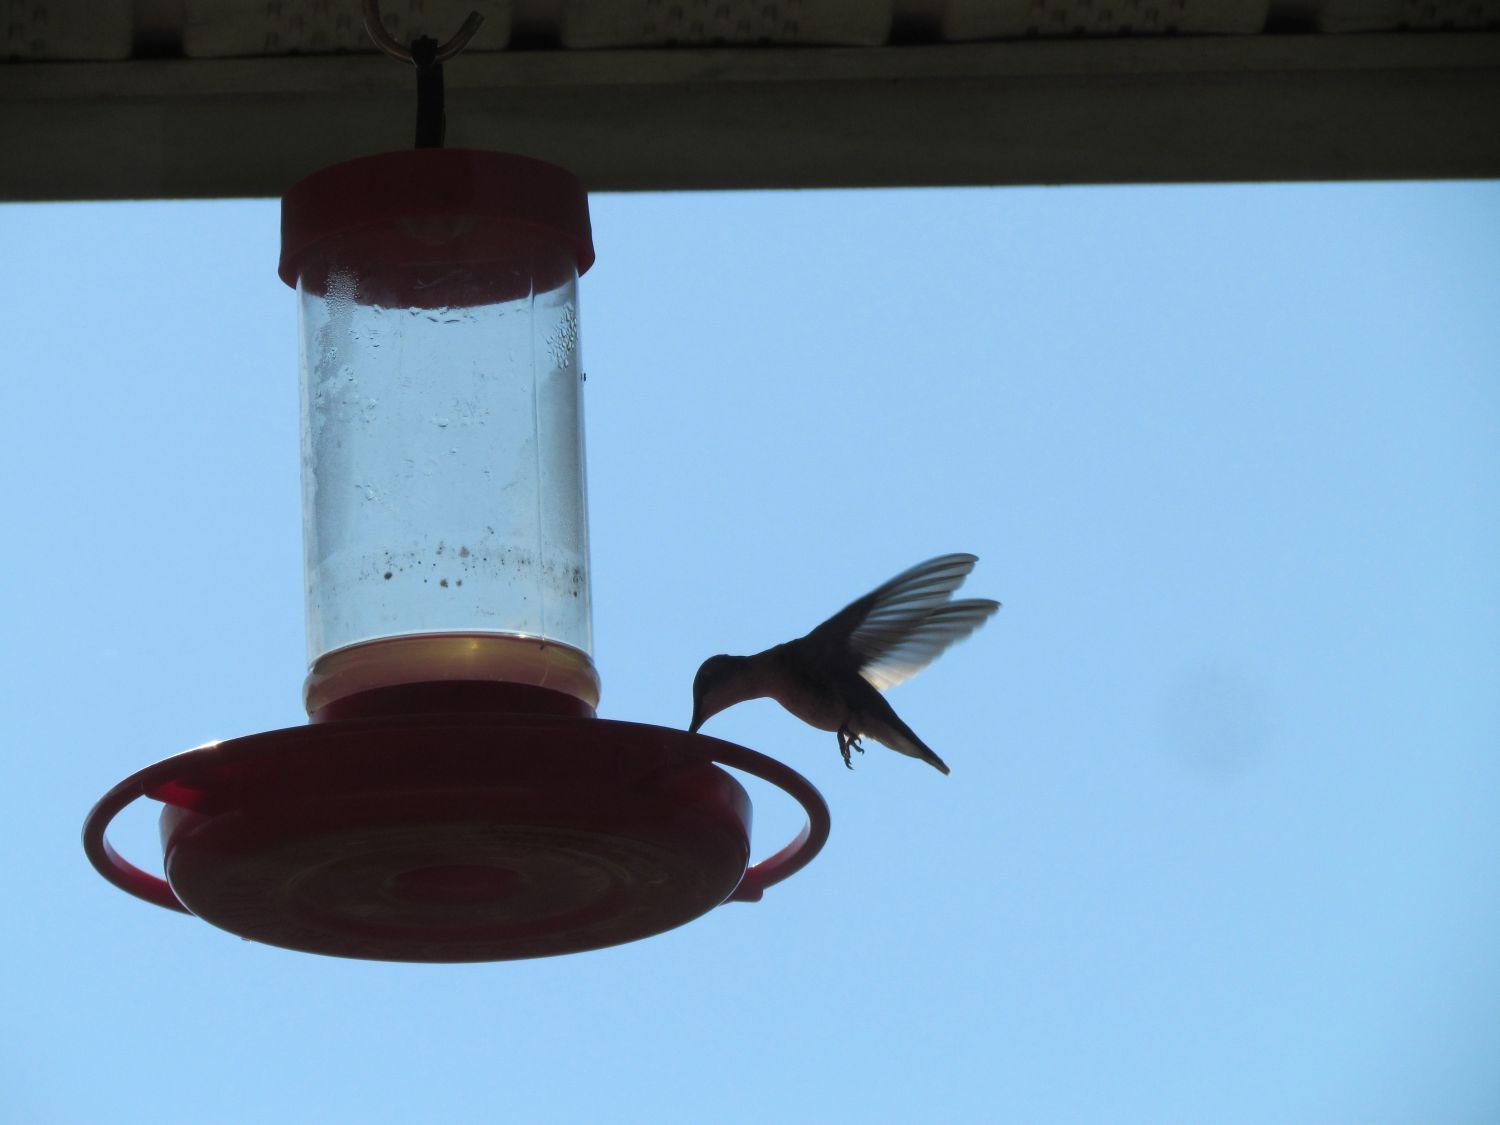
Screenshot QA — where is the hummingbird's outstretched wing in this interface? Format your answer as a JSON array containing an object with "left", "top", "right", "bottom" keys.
[
  {"left": 855, "top": 596, "right": 1001, "bottom": 692},
  {"left": 804, "top": 554, "right": 1001, "bottom": 693}
]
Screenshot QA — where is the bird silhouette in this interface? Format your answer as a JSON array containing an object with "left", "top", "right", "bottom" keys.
[{"left": 689, "top": 554, "right": 1000, "bottom": 773}]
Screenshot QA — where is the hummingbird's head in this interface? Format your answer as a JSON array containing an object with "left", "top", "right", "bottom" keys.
[{"left": 689, "top": 654, "right": 752, "bottom": 734}]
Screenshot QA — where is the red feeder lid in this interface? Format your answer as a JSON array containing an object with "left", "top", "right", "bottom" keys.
[
  {"left": 279, "top": 150, "right": 595, "bottom": 305},
  {"left": 83, "top": 712, "right": 830, "bottom": 963}
]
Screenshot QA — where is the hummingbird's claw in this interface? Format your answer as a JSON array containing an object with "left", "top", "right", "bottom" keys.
[{"left": 837, "top": 727, "right": 865, "bottom": 769}]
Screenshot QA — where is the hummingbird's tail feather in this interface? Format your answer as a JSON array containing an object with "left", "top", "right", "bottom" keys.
[
  {"left": 853, "top": 679, "right": 952, "bottom": 774},
  {"left": 915, "top": 742, "right": 951, "bottom": 775},
  {"left": 877, "top": 727, "right": 950, "bottom": 775},
  {"left": 846, "top": 723, "right": 949, "bottom": 773}
]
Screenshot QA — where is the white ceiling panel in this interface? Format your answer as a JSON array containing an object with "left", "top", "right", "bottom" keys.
[
  {"left": 559, "top": 0, "right": 894, "bottom": 47},
  {"left": 2, "top": 0, "right": 131, "bottom": 60},
  {"left": 942, "top": 0, "right": 1270, "bottom": 38},
  {"left": 183, "top": 0, "right": 512, "bottom": 58}
]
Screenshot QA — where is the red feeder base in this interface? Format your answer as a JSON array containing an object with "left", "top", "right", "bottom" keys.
[{"left": 83, "top": 708, "right": 828, "bottom": 962}]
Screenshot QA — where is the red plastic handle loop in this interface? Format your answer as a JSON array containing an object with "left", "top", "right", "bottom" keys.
[
  {"left": 82, "top": 730, "right": 829, "bottom": 915},
  {"left": 697, "top": 737, "right": 830, "bottom": 903},
  {"left": 81, "top": 750, "right": 203, "bottom": 913}
]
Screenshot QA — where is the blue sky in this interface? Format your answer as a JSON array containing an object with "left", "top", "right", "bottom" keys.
[{"left": 3, "top": 181, "right": 1498, "bottom": 1123}]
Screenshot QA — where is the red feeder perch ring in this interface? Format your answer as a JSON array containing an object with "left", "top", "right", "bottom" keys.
[{"left": 83, "top": 712, "right": 829, "bottom": 962}]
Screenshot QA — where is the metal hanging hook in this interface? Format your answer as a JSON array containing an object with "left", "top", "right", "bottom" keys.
[
  {"left": 361, "top": 1, "right": 485, "bottom": 148},
  {"left": 361, "top": 0, "right": 484, "bottom": 64}
]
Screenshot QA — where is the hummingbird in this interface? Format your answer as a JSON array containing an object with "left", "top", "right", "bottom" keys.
[{"left": 688, "top": 554, "right": 1000, "bottom": 774}]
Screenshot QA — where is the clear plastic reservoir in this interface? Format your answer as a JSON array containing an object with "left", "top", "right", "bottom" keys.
[{"left": 279, "top": 151, "right": 598, "bottom": 715}]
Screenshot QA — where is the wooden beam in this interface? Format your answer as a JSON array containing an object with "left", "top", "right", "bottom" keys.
[{"left": 3, "top": 35, "right": 1498, "bottom": 199}]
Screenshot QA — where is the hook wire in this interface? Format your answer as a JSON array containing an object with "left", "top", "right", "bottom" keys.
[
  {"left": 361, "top": 1, "right": 484, "bottom": 64},
  {"left": 361, "top": 1, "right": 485, "bottom": 148}
]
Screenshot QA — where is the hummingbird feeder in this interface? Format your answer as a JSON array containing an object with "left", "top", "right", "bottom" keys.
[{"left": 82, "top": 8, "right": 827, "bottom": 962}]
